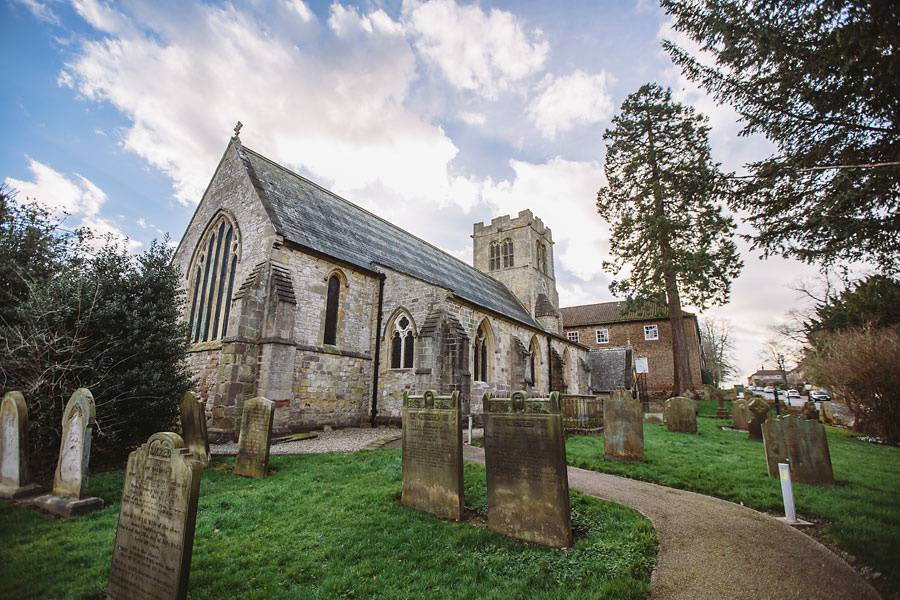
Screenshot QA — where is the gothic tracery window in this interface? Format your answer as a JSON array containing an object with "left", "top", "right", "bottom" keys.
[
  {"left": 188, "top": 213, "right": 240, "bottom": 343},
  {"left": 489, "top": 241, "right": 500, "bottom": 271},
  {"left": 390, "top": 313, "right": 415, "bottom": 369},
  {"left": 473, "top": 321, "right": 490, "bottom": 382},
  {"left": 501, "top": 238, "right": 514, "bottom": 268}
]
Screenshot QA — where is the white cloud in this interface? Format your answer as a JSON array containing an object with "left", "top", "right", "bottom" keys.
[
  {"left": 459, "top": 111, "right": 486, "bottom": 126},
  {"left": 4, "top": 158, "right": 138, "bottom": 249},
  {"left": 402, "top": 0, "right": 549, "bottom": 98},
  {"left": 283, "top": 0, "right": 315, "bottom": 23},
  {"left": 71, "top": 0, "right": 131, "bottom": 34},
  {"left": 527, "top": 70, "right": 614, "bottom": 139},
  {"left": 13, "top": 0, "right": 59, "bottom": 25}
]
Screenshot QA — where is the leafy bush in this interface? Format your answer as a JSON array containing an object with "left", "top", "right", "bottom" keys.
[
  {"left": 0, "top": 188, "right": 192, "bottom": 476},
  {"left": 807, "top": 326, "right": 900, "bottom": 444}
]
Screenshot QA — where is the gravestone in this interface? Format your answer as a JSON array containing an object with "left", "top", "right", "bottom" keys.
[
  {"left": 603, "top": 387, "right": 644, "bottom": 462},
  {"left": 800, "top": 400, "right": 820, "bottom": 422},
  {"left": 180, "top": 392, "right": 210, "bottom": 467},
  {"left": 731, "top": 398, "right": 750, "bottom": 431},
  {"left": 483, "top": 391, "right": 572, "bottom": 548},
  {"left": 762, "top": 415, "right": 834, "bottom": 485},
  {"left": 748, "top": 397, "right": 770, "bottom": 441},
  {"left": 30, "top": 388, "right": 103, "bottom": 516},
  {"left": 0, "top": 391, "right": 41, "bottom": 499},
  {"left": 234, "top": 397, "right": 275, "bottom": 478},
  {"left": 664, "top": 396, "right": 697, "bottom": 434},
  {"left": 401, "top": 390, "right": 463, "bottom": 520},
  {"left": 107, "top": 432, "right": 202, "bottom": 600}
]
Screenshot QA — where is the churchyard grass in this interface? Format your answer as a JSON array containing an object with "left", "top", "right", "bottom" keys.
[
  {"left": 566, "top": 411, "right": 900, "bottom": 598},
  {"left": 1, "top": 449, "right": 656, "bottom": 599}
]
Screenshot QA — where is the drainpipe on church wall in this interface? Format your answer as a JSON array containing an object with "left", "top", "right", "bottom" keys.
[
  {"left": 370, "top": 274, "right": 386, "bottom": 426},
  {"left": 545, "top": 333, "right": 552, "bottom": 395}
]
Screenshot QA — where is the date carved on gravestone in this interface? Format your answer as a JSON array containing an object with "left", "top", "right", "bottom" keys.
[
  {"left": 483, "top": 391, "right": 572, "bottom": 548},
  {"left": 234, "top": 397, "right": 275, "bottom": 478},
  {"left": 107, "top": 432, "right": 202, "bottom": 600},
  {"left": 401, "top": 390, "right": 463, "bottom": 520}
]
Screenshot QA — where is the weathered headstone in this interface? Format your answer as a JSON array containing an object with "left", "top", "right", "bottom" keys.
[
  {"left": 748, "top": 397, "right": 770, "bottom": 441},
  {"left": 233, "top": 397, "right": 274, "bottom": 478},
  {"left": 603, "top": 387, "right": 644, "bottom": 462},
  {"left": 800, "top": 400, "right": 820, "bottom": 422},
  {"left": 731, "top": 398, "right": 750, "bottom": 431},
  {"left": 762, "top": 415, "right": 834, "bottom": 485},
  {"left": 107, "top": 432, "right": 202, "bottom": 600},
  {"left": 401, "top": 390, "right": 463, "bottom": 520},
  {"left": 664, "top": 396, "right": 697, "bottom": 434},
  {"left": 179, "top": 392, "right": 210, "bottom": 467},
  {"left": 0, "top": 391, "right": 41, "bottom": 499},
  {"left": 30, "top": 388, "right": 103, "bottom": 516},
  {"left": 483, "top": 391, "right": 572, "bottom": 548}
]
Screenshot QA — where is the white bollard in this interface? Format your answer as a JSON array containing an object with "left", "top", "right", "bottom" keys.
[
  {"left": 468, "top": 415, "right": 473, "bottom": 444},
  {"left": 779, "top": 462, "right": 797, "bottom": 523}
]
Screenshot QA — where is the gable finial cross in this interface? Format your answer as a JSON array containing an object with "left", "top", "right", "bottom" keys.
[{"left": 233, "top": 121, "right": 243, "bottom": 138}]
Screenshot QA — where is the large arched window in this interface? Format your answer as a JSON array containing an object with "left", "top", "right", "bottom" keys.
[
  {"left": 489, "top": 241, "right": 500, "bottom": 271},
  {"left": 188, "top": 213, "right": 240, "bottom": 343},
  {"left": 389, "top": 312, "right": 415, "bottom": 369},
  {"left": 473, "top": 319, "right": 492, "bottom": 383},
  {"left": 501, "top": 238, "right": 514, "bottom": 268},
  {"left": 323, "top": 274, "right": 341, "bottom": 345}
]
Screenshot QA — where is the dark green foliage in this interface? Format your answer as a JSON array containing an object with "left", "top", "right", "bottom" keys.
[
  {"left": 0, "top": 451, "right": 658, "bottom": 599},
  {"left": 567, "top": 415, "right": 900, "bottom": 597},
  {"left": 660, "top": 0, "right": 900, "bottom": 271},
  {"left": 808, "top": 275, "right": 900, "bottom": 335},
  {"left": 0, "top": 190, "right": 191, "bottom": 475},
  {"left": 597, "top": 83, "right": 741, "bottom": 392}
]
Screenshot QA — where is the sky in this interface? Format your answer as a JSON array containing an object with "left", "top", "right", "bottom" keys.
[{"left": 1, "top": 0, "right": 830, "bottom": 384}]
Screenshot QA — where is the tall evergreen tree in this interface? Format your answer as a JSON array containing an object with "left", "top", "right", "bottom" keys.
[
  {"left": 597, "top": 83, "right": 741, "bottom": 395},
  {"left": 660, "top": 0, "right": 900, "bottom": 272}
]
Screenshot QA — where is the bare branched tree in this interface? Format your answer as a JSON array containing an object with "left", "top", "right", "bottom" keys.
[{"left": 700, "top": 318, "right": 736, "bottom": 387}]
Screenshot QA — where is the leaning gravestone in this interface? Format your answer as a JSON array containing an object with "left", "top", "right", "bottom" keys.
[
  {"left": 180, "top": 392, "right": 210, "bottom": 467},
  {"left": 762, "top": 415, "right": 834, "bottom": 485},
  {"left": 731, "top": 398, "right": 750, "bottom": 431},
  {"left": 483, "top": 391, "right": 572, "bottom": 548},
  {"left": 748, "top": 397, "right": 770, "bottom": 441},
  {"left": 234, "top": 397, "right": 275, "bottom": 478},
  {"left": 30, "top": 388, "right": 103, "bottom": 516},
  {"left": 107, "top": 432, "right": 202, "bottom": 600},
  {"left": 0, "top": 391, "right": 41, "bottom": 499},
  {"left": 401, "top": 390, "right": 463, "bottom": 520},
  {"left": 604, "top": 388, "right": 644, "bottom": 462},
  {"left": 664, "top": 396, "right": 697, "bottom": 434}
]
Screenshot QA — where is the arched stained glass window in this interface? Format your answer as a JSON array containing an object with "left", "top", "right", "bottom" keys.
[
  {"left": 501, "top": 238, "right": 514, "bottom": 268},
  {"left": 188, "top": 213, "right": 240, "bottom": 343},
  {"left": 389, "top": 313, "right": 415, "bottom": 369},
  {"left": 489, "top": 241, "right": 500, "bottom": 271},
  {"left": 324, "top": 275, "right": 341, "bottom": 345}
]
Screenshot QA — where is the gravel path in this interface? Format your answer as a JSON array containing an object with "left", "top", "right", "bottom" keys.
[
  {"left": 211, "top": 427, "right": 401, "bottom": 455},
  {"left": 462, "top": 445, "right": 880, "bottom": 600}
]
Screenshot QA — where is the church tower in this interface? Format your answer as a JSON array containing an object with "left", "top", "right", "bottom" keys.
[{"left": 472, "top": 210, "right": 561, "bottom": 333}]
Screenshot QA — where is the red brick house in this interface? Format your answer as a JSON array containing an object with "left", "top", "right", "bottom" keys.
[{"left": 560, "top": 301, "right": 703, "bottom": 398}]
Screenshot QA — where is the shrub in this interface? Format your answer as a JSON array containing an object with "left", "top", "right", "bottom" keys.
[{"left": 806, "top": 325, "right": 900, "bottom": 444}]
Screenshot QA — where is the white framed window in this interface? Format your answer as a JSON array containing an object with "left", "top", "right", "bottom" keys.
[
  {"left": 595, "top": 328, "right": 609, "bottom": 344},
  {"left": 566, "top": 331, "right": 579, "bottom": 343},
  {"left": 635, "top": 356, "right": 649, "bottom": 373},
  {"left": 644, "top": 324, "right": 659, "bottom": 341}
]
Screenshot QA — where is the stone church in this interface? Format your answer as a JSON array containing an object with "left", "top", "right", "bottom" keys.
[{"left": 173, "top": 134, "right": 590, "bottom": 440}]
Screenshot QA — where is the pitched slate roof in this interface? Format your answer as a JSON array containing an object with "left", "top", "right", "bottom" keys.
[
  {"left": 561, "top": 300, "right": 694, "bottom": 327},
  {"left": 238, "top": 144, "right": 540, "bottom": 329}
]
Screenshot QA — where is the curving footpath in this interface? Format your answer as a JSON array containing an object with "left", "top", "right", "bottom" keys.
[{"left": 462, "top": 445, "right": 880, "bottom": 600}]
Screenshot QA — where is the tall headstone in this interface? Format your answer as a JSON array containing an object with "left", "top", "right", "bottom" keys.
[
  {"left": 762, "top": 415, "right": 834, "bottom": 485},
  {"left": 0, "top": 391, "right": 41, "bottom": 499},
  {"left": 107, "top": 432, "right": 202, "bottom": 600},
  {"left": 748, "top": 397, "right": 770, "bottom": 441},
  {"left": 180, "top": 392, "right": 210, "bottom": 467},
  {"left": 664, "top": 396, "right": 697, "bottom": 434},
  {"left": 731, "top": 398, "right": 750, "bottom": 431},
  {"left": 483, "top": 391, "right": 572, "bottom": 548},
  {"left": 233, "top": 397, "right": 274, "bottom": 478},
  {"left": 401, "top": 390, "right": 463, "bottom": 520},
  {"left": 30, "top": 388, "right": 103, "bottom": 516},
  {"left": 603, "top": 388, "right": 644, "bottom": 462}
]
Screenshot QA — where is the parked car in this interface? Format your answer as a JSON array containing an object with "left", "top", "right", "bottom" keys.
[
  {"left": 763, "top": 386, "right": 775, "bottom": 393},
  {"left": 787, "top": 389, "right": 801, "bottom": 398},
  {"left": 810, "top": 390, "right": 831, "bottom": 402}
]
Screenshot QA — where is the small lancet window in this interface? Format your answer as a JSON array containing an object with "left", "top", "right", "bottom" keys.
[
  {"left": 501, "top": 238, "right": 514, "bottom": 268},
  {"left": 536, "top": 240, "right": 548, "bottom": 274},
  {"left": 324, "top": 274, "right": 341, "bottom": 345},
  {"left": 390, "top": 313, "right": 415, "bottom": 369},
  {"left": 188, "top": 214, "right": 240, "bottom": 343}
]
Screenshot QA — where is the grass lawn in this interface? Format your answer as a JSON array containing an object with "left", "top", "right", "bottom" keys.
[
  {"left": 566, "top": 406, "right": 900, "bottom": 598},
  {"left": 0, "top": 449, "right": 657, "bottom": 600}
]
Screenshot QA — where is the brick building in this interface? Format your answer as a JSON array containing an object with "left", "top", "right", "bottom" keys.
[
  {"left": 560, "top": 301, "right": 703, "bottom": 398},
  {"left": 173, "top": 134, "right": 589, "bottom": 440}
]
